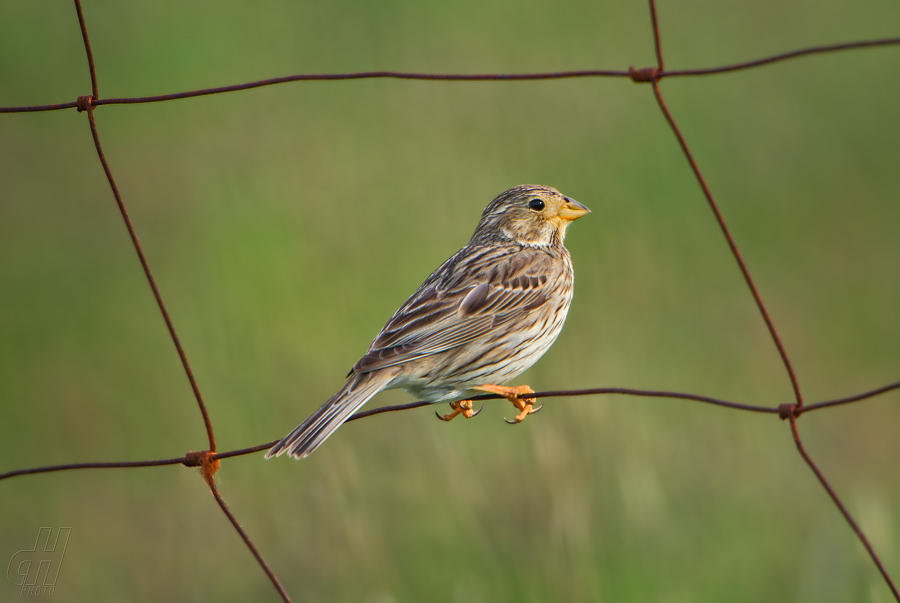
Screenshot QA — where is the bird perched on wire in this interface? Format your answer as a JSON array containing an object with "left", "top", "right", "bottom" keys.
[{"left": 266, "top": 184, "right": 589, "bottom": 459}]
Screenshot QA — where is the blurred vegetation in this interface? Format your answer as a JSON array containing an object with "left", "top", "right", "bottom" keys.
[{"left": 2, "top": 0, "right": 899, "bottom": 601}]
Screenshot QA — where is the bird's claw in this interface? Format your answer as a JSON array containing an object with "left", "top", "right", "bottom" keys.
[
  {"left": 472, "top": 384, "right": 539, "bottom": 425},
  {"left": 504, "top": 403, "right": 542, "bottom": 424},
  {"left": 435, "top": 400, "right": 482, "bottom": 422}
]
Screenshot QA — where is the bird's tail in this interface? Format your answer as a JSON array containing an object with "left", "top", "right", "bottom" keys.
[{"left": 265, "top": 370, "right": 397, "bottom": 459}]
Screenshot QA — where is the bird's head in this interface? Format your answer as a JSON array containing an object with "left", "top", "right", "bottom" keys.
[{"left": 471, "top": 184, "right": 590, "bottom": 247}]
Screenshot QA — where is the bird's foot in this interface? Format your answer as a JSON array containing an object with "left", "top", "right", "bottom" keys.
[
  {"left": 473, "top": 384, "right": 542, "bottom": 424},
  {"left": 435, "top": 400, "right": 483, "bottom": 422}
]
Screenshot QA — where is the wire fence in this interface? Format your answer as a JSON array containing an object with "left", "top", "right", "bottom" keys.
[{"left": 1, "top": 1, "right": 899, "bottom": 600}]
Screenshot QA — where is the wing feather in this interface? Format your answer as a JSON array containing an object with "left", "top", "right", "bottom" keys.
[{"left": 353, "top": 245, "right": 562, "bottom": 373}]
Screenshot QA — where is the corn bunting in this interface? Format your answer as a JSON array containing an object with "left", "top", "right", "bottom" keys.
[{"left": 267, "top": 184, "right": 589, "bottom": 459}]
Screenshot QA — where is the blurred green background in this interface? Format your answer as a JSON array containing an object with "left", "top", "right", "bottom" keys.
[{"left": 2, "top": 0, "right": 899, "bottom": 601}]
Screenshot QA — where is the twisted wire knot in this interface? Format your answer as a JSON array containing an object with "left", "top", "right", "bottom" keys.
[
  {"left": 629, "top": 66, "right": 659, "bottom": 83},
  {"left": 778, "top": 403, "right": 798, "bottom": 420},
  {"left": 184, "top": 450, "right": 220, "bottom": 488},
  {"left": 75, "top": 95, "right": 93, "bottom": 112}
]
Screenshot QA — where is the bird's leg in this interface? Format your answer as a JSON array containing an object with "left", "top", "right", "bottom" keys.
[
  {"left": 473, "top": 384, "right": 542, "bottom": 424},
  {"left": 435, "top": 400, "right": 483, "bottom": 422}
]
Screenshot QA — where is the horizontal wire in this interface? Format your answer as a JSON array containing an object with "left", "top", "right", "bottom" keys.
[
  {"left": 2, "top": 37, "right": 898, "bottom": 114},
  {"left": 662, "top": 37, "right": 900, "bottom": 77},
  {"left": 4, "top": 378, "right": 898, "bottom": 482},
  {"left": 0, "top": 458, "right": 186, "bottom": 480},
  {"left": 799, "top": 380, "right": 900, "bottom": 414}
]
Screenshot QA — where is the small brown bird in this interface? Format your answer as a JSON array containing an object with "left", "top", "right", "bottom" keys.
[{"left": 266, "top": 184, "right": 589, "bottom": 459}]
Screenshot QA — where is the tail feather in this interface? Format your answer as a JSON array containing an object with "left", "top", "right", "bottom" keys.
[{"left": 265, "top": 370, "right": 397, "bottom": 459}]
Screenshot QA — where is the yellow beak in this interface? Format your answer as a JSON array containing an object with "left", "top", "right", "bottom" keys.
[{"left": 557, "top": 197, "right": 591, "bottom": 222}]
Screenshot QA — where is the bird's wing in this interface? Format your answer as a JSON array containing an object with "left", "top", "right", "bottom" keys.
[{"left": 353, "top": 245, "right": 560, "bottom": 373}]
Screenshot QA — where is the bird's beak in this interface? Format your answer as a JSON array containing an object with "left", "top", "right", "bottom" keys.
[{"left": 557, "top": 197, "right": 591, "bottom": 222}]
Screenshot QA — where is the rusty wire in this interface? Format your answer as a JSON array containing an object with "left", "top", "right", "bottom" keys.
[
  {"left": 648, "top": 78, "right": 806, "bottom": 408},
  {"left": 2, "top": 380, "right": 899, "bottom": 482},
  {"left": 788, "top": 414, "right": 898, "bottom": 596},
  {"left": 1, "top": 0, "right": 899, "bottom": 600},
  {"left": 2, "top": 38, "right": 900, "bottom": 115}
]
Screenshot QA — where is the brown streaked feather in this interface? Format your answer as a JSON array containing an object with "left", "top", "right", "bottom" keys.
[
  {"left": 265, "top": 368, "right": 400, "bottom": 459},
  {"left": 353, "top": 245, "right": 563, "bottom": 374}
]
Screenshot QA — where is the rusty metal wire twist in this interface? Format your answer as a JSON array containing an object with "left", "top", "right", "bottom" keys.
[{"left": 1, "top": 0, "right": 898, "bottom": 600}]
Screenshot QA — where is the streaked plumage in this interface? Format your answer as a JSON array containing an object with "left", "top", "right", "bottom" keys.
[{"left": 267, "top": 184, "right": 589, "bottom": 459}]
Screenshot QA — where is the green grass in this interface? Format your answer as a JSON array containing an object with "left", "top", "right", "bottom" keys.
[{"left": 2, "top": 0, "right": 899, "bottom": 601}]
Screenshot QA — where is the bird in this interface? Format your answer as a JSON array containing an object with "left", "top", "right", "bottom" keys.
[{"left": 266, "top": 184, "right": 589, "bottom": 459}]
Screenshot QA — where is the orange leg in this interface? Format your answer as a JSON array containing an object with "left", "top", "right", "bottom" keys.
[
  {"left": 473, "top": 384, "right": 542, "bottom": 424},
  {"left": 435, "top": 399, "right": 482, "bottom": 422}
]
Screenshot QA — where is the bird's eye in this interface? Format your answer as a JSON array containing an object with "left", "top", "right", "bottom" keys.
[{"left": 528, "top": 199, "right": 545, "bottom": 211}]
